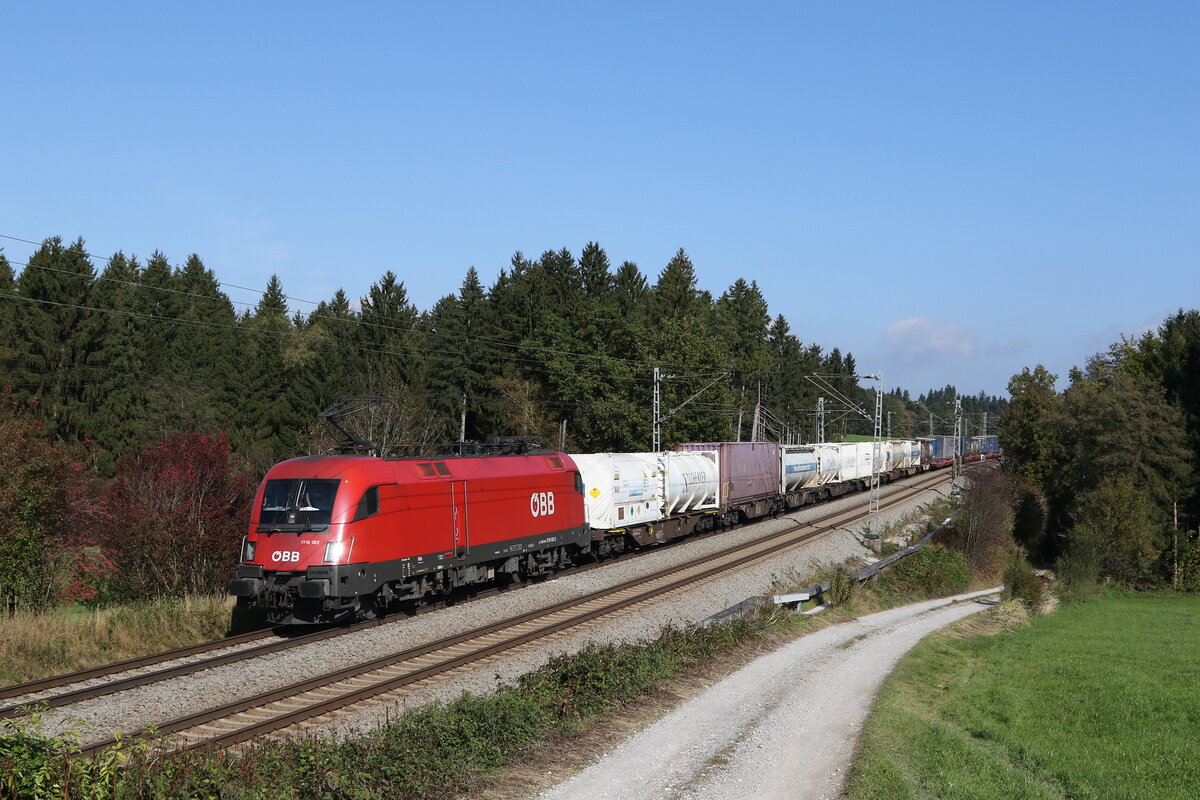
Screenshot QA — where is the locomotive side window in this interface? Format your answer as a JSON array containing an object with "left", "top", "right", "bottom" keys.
[
  {"left": 259, "top": 479, "right": 339, "bottom": 528},
  {"left": 353, "top": 486, "right": 381, "bottom": 521},
  {"left": 573, "top": 471, "right": 584, "bottom": 493}
]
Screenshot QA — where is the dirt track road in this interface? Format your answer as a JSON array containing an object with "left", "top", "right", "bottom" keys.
[{"left": 537, "top": 589, "right": 1000, "bottom": 800}]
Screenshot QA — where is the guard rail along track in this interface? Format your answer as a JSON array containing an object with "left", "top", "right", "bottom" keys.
[{"left": 74, "top": 468, "right": 954, "bottom": 757}]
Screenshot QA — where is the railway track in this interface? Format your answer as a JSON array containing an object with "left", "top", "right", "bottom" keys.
[
  {"left": 74, "top": 469, "right": 953, "bottom": 757},
  {"left": 3, "top": 464, "right": 963, "bottom": 718}
]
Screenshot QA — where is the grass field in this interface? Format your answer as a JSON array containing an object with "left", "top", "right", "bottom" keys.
[
  {"left": 0, "top": 594, "right": 234, "bottom": 687},
  {"left": 846, "top": 594, "right": 1200, "bottom": 799}
]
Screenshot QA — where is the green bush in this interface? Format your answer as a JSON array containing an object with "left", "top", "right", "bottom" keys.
[
  {"left": 1003, "top": 559, "right": 1044, "bottom": 612},
  {"left": 1057, "top": 531, "right": 1100, "bottom": 602},
  {"left": 828, "top": 566, "right": 856, "bottom": 606},
  {"left": 878, "top": 544, "right": 971, "bottom": 597}
]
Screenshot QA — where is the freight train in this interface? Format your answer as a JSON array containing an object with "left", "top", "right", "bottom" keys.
[{"left": 228, "top": 435, "right": 1000, "bottom": 624}]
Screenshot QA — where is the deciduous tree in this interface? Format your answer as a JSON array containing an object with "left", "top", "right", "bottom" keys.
[{"left": 100, "top": 432, "right": 255, "bottom": 598}]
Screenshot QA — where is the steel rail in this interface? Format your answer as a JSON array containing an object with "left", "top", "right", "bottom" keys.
[
  {"left": 0, "top": 618, "right": 397, "bottom": 720},
  {"left": 0, "top": 629, "right": 275, "bottom": 703},
  {"left": 75, "top": 470, "right": 951, "bottom": 757}
]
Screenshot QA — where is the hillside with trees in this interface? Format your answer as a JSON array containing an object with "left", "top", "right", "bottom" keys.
[
  {"left": 998, "top": 310, "right": 1200, "bottom": 591},
  {"left": 1, "top": 235, "right": 994, "bottom": 609}
]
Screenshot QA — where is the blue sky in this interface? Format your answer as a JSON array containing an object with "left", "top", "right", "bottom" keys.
[{"left": 2, "top": 1, "right": 1197, "bottom": 397}]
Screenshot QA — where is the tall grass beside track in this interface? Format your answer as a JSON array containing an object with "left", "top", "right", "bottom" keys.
[
  {"left": 0, "top": 594, "right": 234, "bottom": 687},
  {"left": 846, "top": 594, "right": 1200, "bottom": 800}
]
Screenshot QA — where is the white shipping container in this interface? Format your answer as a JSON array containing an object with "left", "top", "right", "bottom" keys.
[
  {"left": 813, "top": 445, "right": 840, "bottom": 485},
  {"left": 836, "top": 443, "right": 874, "bottom": 481},
  {"left": 571, "top": 450, "right": 719, "bottom": 530},
  {"left": 661, "top": 450, "right": 719, "bottom": 514},
  {"left": 781, "top": 446, "right": 821, "bottom": 492},
  {"left": 571, "top": 452, "right": 664, "bottom": 530}
]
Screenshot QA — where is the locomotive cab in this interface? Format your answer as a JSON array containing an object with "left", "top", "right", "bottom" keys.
[{"left": 229, "top": 470, "right": 369, "bottom": 624}]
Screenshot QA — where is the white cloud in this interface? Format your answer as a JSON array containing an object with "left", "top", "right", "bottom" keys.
[
  {"left": 1082, "top": 312, "right": 1168, "bottom": 351},
  {"left": 884, "top": 316, "right": 976, "bottom": 363},
  {"left": 983, "top": 337, "right": 1031, "bottom": 357}
]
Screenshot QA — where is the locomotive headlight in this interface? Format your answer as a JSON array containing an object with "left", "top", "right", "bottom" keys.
[
  {"left": 324, "top": 540, "right": 346, "bottom": 564},
  {"left": 242, "top": 538, "right": 256, "bottom": 562}
]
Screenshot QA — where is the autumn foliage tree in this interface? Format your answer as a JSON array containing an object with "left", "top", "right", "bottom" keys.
[
  {"left": 0, "top": 393, "right": 99, "bottom": 609},
  {"left": 100, "top": 432, "right": 255, "bottom": 598}
]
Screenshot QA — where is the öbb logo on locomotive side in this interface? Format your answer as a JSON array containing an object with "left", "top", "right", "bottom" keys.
[
  {"left": 272, "top": 550, "right": 301, "bottom": 562},
  {"left": 529, "top": 491, "right": 556, "bottom": 517}
]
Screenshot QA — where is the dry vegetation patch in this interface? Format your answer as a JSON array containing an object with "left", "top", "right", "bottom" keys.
[{"left": 0, "top": 594, "right": 233, "bottom": 686}]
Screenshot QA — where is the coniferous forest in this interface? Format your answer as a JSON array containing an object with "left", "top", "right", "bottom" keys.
[{"left": 0, "top": 236, "right": 1005, "bottom": 609}]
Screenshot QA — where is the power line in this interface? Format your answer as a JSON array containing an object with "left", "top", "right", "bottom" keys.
[{"left": 0, "top": 233, "right": 325, "bottom": 308}]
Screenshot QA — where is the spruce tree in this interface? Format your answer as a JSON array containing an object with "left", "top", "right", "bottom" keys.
[
  {"left": 13, "top": 236, "right": 97, "bottom": 439},
  {"left": 0, "top": 253, "right": 17, "bottom": 374},
  {"left": 357, "top": 270, "right": 418, "bottom": 395},
  {"left": 85, "top": 252, "right": 148, "bottom": 473},
  {"left": 651, "top": 248, "right": 702, "bottom": 320}
]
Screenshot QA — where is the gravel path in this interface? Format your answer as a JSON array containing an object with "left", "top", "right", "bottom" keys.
[
  {"left": 27, "top": 477, "right": 948, "bottom": 744},
  {"left": 536, "top": 588, "right": 999, "bottom": 800}
]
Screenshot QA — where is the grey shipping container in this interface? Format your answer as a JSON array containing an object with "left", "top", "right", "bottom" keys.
[
  {"left": 675, "top": 442, "right": 781, "bottom": 507},
  {"left": 934, "top": 435, "right": 951, "bottom": 461}
]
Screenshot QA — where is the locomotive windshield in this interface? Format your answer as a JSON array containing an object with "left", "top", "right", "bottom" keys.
[{"left": 259, "top": 479, "right": 340, "bottom": 529}]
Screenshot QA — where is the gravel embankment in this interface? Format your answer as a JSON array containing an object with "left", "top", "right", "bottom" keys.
[
  {"left": 537, "top": 589, "right": 1001, "bottom": 800},
  {"left": 29, "top": 478, "right": 950, "bottom": 744}
]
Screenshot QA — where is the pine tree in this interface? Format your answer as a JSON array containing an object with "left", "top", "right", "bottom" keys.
[
  {"left": 85, "top": 252, "right": 149, "bottom": 473},
  {"left": 305, "top": 287, "right": 365, "bottom": 414},
  {"left": 358, "top": 270, "right": 418, "bottom": 394},
  {"left": 170, "top": 254, "right": 241, "bottom": 436},
  {"left": 579, "top": 241, "right": 613, "bottom": 302},
  {"left": 0, "top": 253, "right": 17, "bottom": 374},
  {"left": 613, "top": 261, "right": 648, "bottom": 318},
  {"left": 716, "top": 278, "right": 771, "bottom": 384},
  {"left": 651, "top": 248, "right": 702, "bottom": 320},
  {"left": 13, "top": 237, "right": 97, "bottom": 439},
  {"left": 237, "top": 274, "right": 309, "bottom": 469}
]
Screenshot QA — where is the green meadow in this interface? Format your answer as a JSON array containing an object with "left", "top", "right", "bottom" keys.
[{"left": 847, "top": 594, "right": 1200, "bottom": 800}]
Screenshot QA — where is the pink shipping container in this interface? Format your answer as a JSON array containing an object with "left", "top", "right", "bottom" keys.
[{"left": 674, "top": 442, "right": 781, "bottom": 507}]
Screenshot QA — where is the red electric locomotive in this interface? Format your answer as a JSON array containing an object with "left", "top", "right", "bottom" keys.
[{"left": 228, "top": 443, "right": 589, "bottom": 624}]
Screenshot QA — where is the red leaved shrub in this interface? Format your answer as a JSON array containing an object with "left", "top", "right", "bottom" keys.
[{"left": 99, "top": 432, "right": 256, "bottom": 599}]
